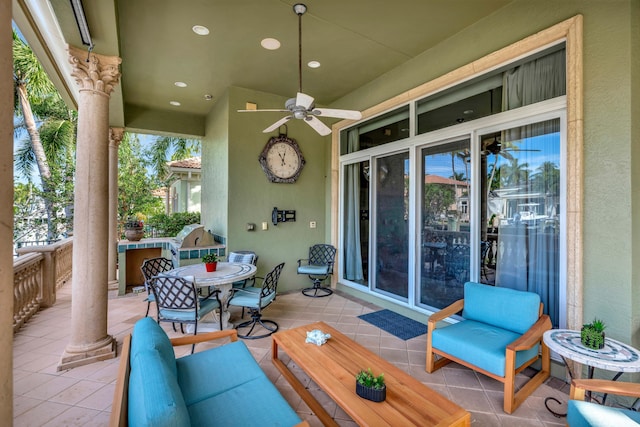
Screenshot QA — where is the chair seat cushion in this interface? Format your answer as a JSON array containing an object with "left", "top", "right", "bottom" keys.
[
  {"left": 159, "top": 297, "right": 220, "bottom": 322},
  {"left": 228, "top": 288, "right": 275, "bottom": 309},
  {"left": 187, "top": 376, "right": 302, "bottom": 427},
  {"left": 431, "top": 319, "right": 539, "bottom": 377},
  {"left": 567, "top": 400, "right": 640, "bottom": 426},
  {"left": 298, "top": 265, "right": 330, "bottom": 275},
  {"left": 176, "top": 341, "right": 264, "bottom": 406}
]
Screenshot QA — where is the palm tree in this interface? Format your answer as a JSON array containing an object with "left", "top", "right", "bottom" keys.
[
  {"left": 145, "top": 136, "right": 201, "bottom": 182},
  {"left": 13, "top": 29, "right": 77, "bottom": 240}
]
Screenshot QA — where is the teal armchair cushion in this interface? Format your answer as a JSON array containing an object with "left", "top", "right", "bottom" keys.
[
  {"left": 431, "top": 320, "right": 539, "bottom": 377},
  {"left": 462, "top": 281, "right": 540, "bottom": 334},
  {"left": 567, "top": 400, "right": 640, "bottom": 426},
  {"left": 128, "top": 348, "right": 190, "bottom": 427},
  {"left": 130, "top": 317, "right": 176, "bottom": 376}
]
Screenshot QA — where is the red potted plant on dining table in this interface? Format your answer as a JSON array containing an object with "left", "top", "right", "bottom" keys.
[{"left": 202, "top": 253, "right": 218, "bottom": 272}]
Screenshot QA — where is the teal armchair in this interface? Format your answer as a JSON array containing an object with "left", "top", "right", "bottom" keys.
[{"left": 568, "top": 379, "right": 640, "bottom": 426}]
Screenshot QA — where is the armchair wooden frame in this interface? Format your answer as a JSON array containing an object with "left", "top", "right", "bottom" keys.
[{"left": 426, "top": 299, "right": 552, "bottom": 414}]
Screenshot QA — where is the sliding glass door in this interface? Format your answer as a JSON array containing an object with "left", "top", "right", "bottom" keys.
[{"left": 419, "top": 139, "right": 470, "bottom": 309}]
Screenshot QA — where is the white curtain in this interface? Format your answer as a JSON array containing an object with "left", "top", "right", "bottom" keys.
[
  {"left": 344, "top": 129, "right": 364, "bottom": 281},
  {"left": 496, "top": 50, "right": 564, "bottom": 326}
]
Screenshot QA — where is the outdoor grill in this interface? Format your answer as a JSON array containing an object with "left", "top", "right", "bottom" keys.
[{"left": 169, "top": 224, "right": 216, "bottom": 267}]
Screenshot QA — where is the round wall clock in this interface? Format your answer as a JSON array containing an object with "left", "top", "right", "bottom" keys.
[{"left": 258, "top": 135, "right": 306, "bottom": 183}]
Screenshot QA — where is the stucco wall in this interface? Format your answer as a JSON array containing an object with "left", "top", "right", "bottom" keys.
[
  {"left": 331, "top": 1, "right": 637, "bottom": 345},
  {"left": 204, "top": 86, "right": 332, "bottom": 292}
]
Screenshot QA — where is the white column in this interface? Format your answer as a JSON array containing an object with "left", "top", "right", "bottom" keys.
[
  {"left": 59, "top": 45, "right": 121, "bottom": 370},
  {"left": 108, "top": 128, "right": 124, "bottom": 291},
  {"left": 0, "top": 0, "right": 14, "bottom": 419}
]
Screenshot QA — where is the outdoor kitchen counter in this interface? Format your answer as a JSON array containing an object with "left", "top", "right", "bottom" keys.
[{"left": 116, "top": 237, "right": 225, "bottom": 296}]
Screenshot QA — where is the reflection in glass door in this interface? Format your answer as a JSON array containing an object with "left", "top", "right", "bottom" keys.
[
  {"left": 374, "top": 152, "right": 409, "bottom": 298},
  {"left": 419, "top": 140, "right": 471, "bottom": 310},
  {"left": 481, "top": 119, "right": 561, "bottom": 327}
]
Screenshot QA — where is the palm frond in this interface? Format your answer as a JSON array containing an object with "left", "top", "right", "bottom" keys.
[{"left": 14, "top": 139, "right": 36, "bottom": 181}]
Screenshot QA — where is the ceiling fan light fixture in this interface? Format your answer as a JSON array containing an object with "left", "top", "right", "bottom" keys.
[
  {"left": 293, "top": 3, "right": 307, "bottom": 15},
  {"left": 261, "top": 38, "right": 281, "bottom": 50}
]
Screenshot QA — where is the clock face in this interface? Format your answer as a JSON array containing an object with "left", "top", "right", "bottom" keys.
[
  {"left": 266, "top": 142, "right": 300, "bottom": 179},
  {"left": 259, "top": 136, "right": 305, "bottom": 183}
]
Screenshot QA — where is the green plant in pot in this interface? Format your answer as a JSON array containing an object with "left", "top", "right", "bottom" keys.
[
  {"left": 355, "top": 368, "right": 386, "bottom": 402},
  {"left": 581, "top": 318, "right": 606, "bottom": 350},
  {"left": 202, "top": 253, "right": 218, "bottom": 272}
]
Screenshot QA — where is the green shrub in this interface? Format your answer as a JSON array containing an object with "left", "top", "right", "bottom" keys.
[{"left": 146, "top": 212, "right": 201, "bottom": 237}]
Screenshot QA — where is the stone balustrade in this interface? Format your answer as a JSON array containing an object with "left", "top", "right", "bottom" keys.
[{"left": 13, "top": 237, "right": 73, "bottom": 333}]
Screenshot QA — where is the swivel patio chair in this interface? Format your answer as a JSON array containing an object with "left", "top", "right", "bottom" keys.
[
  {"left": 148, "top": 275, "right": 221, "bottom": 353},
  {"left": 140, "top": 257, "right": 174, "bottom": 317},
  {"left": 228, "top": 262, "right": 284, "bottom": 339},
  {"left": 297, "top": 244, "right": 336, "bottom": 297}
]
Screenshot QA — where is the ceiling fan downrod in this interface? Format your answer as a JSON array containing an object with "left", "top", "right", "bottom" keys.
[{"left": 293, "top": 4, "right": 306, "bottom": 94}]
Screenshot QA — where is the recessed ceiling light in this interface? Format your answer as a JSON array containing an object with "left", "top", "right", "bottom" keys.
[
  {"left": 307, "top": 60, "right": 321, "bottom": 68},
  {"left": 170, "top": 101, "right": 181, "bottom": 106},
  {"left": 204, "top": 94, "right": 213, "bottom": 101},
  {"left": 463, "top": 109, "right": 474, "bottom": 114},
  {"left": 174, "top": 81, "right": 187, "bottom": 88},
  {"left": 261, "top": 38, "right": 281, "bottom": 50},
  {"left": 192, "top": 25, "right": 210, "bottom": 36}
]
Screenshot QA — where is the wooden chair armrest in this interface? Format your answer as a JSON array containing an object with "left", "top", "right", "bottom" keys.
[
  {"left": 170, "top": 329, "right": 238, "bottom": 347},
  {"left": 570, "top": 379, "right": 640, "bottom": 400},
  {"left": 428, "top": 299, "right": 464, "bottom": 327},
  {"left": 507, "top": 314, "right": 551, "bottom": 351}
]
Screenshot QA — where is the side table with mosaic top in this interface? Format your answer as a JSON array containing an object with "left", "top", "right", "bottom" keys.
[{"left": 542, "top": 329, "right": 640, "bottom": 416}]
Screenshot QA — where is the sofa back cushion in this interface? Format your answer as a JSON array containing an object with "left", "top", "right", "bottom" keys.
[
  {"left": 131, "top": 317, "right": 177, "bottom": 377},
  {"left": 128, "top": 348, "right": 190, "bottom": 427},
  {"left": 462, "top": 282, "right": 541, "bottom": 334}
]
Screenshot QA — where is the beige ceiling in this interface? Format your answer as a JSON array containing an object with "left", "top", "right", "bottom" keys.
[{"left": 29, "top": 0, "right": 512, "bottom": 135}]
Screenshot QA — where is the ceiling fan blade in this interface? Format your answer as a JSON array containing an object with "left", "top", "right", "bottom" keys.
[
  {"left": 296, "top": 92, "right": 315, "bottom": 109},
  {"left": 263, "top": 116, "right": 292, "bottom": 133},
  {"left": 238, "top": 109, "right": 289, "bottom": 113},
  {"left": 312, "top": 108, "right": 362, "bottom": 120},
  {"left": 304, "top": 116, "right": 331, "bottom": 136}
]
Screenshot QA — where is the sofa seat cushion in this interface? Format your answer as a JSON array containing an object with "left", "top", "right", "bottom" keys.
[
  {"left": 131, "top": 317, "right": 177, "bottom": 376},
  {"left": 176, "top": 340, "right": 264, "bottom": 406},
  {"left": 128, "top": 348, "right": 191, "bottom": 427},
  {"left": 432, "top": 319, "right": 539, "bottom": 377},
  {"left": 567, "top": 400, "right": 640, "bottom": 426},
  {"left": 297, "top": 265, "right": 330, "bottom": 275},
  {"left": 462, "top": 282, "right": 540, "bottom": 335},
  {"left": 187, "top": 376, "right": 302, "bottom": 427}
]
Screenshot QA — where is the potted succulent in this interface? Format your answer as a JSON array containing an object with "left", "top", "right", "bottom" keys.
[
  {"left": 202, "top": 253, "right": 218, "bottom": 272},
  {"left": 581, "top": 318, "right": 606, "bottom": 350},
  {"left": 355, "top": 368, "right": 386, "bottom": 402},
  {"left": 124, "top": 217, "right": 145, "bottom": 241}
]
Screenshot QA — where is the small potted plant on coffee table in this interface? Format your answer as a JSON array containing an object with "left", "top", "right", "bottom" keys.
[
  {"left": 355, "top": 368, "right": 386, "bottom": 402},
  {"left": 202, "top": 253, "right": 218, "bottom": 272},
  {"left": 581, "top": 318, "right": 606, "bottom": 350}
]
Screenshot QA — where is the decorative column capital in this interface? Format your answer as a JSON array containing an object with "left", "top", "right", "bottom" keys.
[
  {"left": 67, "top": 45, "right": 122, "bottom": 95},
  {"left": 109, "top": 127, "right": 125, "bottom": 148}
]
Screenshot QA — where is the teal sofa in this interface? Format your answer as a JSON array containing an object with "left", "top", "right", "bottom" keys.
[
  {"left": 426, "top": 281, "right": 551, "bottom": 414},
  {"left": 110, "top": 318, "right": 307, "bottom": 427},
  {"left": 568, "top": 378, "right": 640, "bottom": 426}
]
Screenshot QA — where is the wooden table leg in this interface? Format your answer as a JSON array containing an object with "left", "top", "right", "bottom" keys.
[{"left": 271, "top": 339, "right": 339, "bottom": 427}]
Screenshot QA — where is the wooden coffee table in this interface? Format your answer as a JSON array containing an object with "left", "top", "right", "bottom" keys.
[{"left": 272, "top": 321, "right": 470, "bottom": 426}]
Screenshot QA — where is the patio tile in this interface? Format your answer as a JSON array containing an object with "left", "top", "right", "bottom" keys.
[{"left": 13, "top": 284, "right": 570, "bottom": 426}]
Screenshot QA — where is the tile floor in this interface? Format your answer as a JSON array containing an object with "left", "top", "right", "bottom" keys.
[{"left": 13, "top": 282, "right": 573, "bottom": 426}]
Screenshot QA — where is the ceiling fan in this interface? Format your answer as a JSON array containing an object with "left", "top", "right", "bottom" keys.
[{"left": 238, "top": 3, "right": 362, "bottom": 136}]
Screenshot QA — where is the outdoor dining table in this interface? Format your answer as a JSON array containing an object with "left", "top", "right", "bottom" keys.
[{"left": 166, "top": 261, "right": 257, "bottom": 331}]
